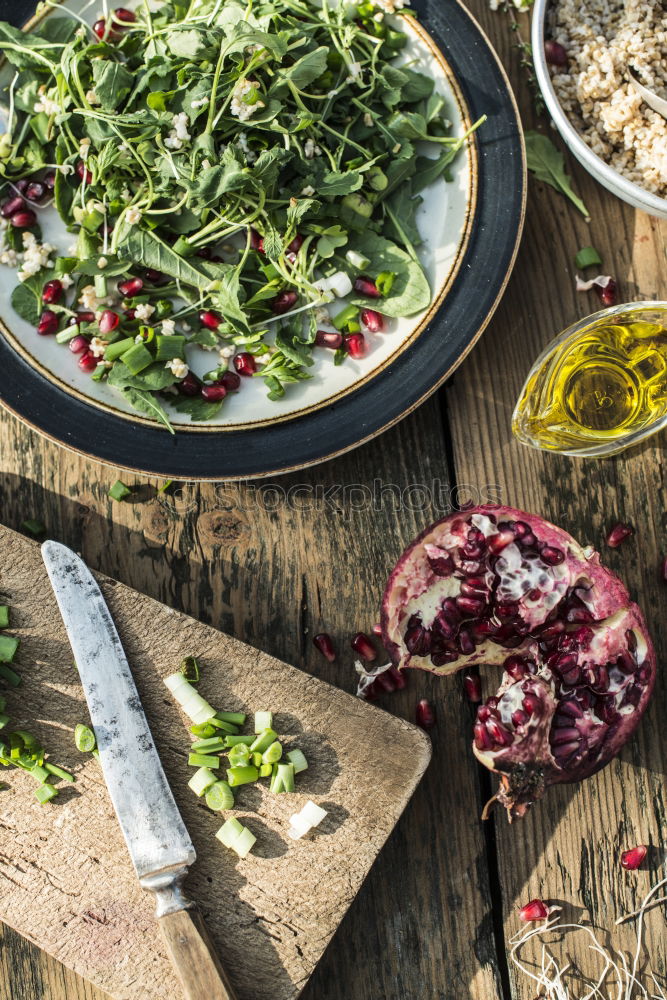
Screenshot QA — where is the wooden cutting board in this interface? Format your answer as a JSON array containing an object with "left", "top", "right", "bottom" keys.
[{"left": 0, "top": 526, "right": 431, "bottom": 1000}]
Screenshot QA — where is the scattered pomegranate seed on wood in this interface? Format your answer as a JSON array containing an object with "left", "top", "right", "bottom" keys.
[
  {"left": 519, "top": 899, "right": 549, "bottom": 922},
  {"left": 606, "top": 522, "right": 634, "bottom": 548},
  {"left": 463, "top": 673, "right": 482, "bottom": 703},
  {"left": 313, "top": 633, "right": 336, "bottom": 662},
  {"left": 416, "top": 699, "right": 435, "bottom": 730},
  {"left": 620, "top": 844, "right": 647, "bottom": 870},
  {"left": 595, "top": 277, "right": 618, "bottom": 306},
  {"left": 351, "top": 632, "right": 376, "bottom": 662}
]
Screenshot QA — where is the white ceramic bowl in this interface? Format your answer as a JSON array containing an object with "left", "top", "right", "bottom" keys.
[{"left": 531, "top": 0, "right": 667, "bottom": 220}]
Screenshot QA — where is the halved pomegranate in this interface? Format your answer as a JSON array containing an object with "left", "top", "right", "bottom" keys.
[{"left": 381, "top": 506, "right": 656, "bottom": 819}]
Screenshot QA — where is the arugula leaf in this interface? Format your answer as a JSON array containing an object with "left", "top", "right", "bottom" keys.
[
  {"left": 113, "top": 385, "right": 174, "bottom": 432},
  {"left": 92, "top": 60, "right": 134, "bottom": 111},
  {"left": 0, "top": 23, "right": 59, "bottom": 69},
  {"left": 117, "top": 230, "right": 210, "bottom": 289},
  {"left": 74, "top": 256, "right": 130, "bottom": 278},
  {"left": 319, "top": 169, "right": 364, "bottom": 196},
  {"left": 344, "top": 233, "right": 431, "bottom": 318},
  {"left": 108, "top": 362, "right": 180, "bottom": 391},
  {"left": 385, "top": 187, "right": 423, "bottom": 248},
  {"left": 11, "top": 280, "right": 42, "bottom": 325},
  {"left": 314, "top": 225, "right": 348, "bottom": 258},
  {"left": 194, "top": 156, "right": 248, "bottom": 207},
  {"left": 34, "top": 17, "right": 76, "bottom": 44},
  {"left": 171, "top": 395, "right": 223, "bottom": 420},
  {"left": 278, "top": 47, "right": 328, "bottom": 89},
  {"left": 275, "top": 323, "right": 314, "bottom": 367},
  {"left": 166, "top": 28, "right": 213, "bottom": 59},
  {"left": 401, "top": 69, "right": 435, "bottom": 103},
  {"left": 525, "top": 131, "right": 589, "bottom": 219}
]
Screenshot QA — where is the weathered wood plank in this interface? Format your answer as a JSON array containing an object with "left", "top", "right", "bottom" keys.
[{"left": 445, "top": 5, "right": 667, "bottom": 996}]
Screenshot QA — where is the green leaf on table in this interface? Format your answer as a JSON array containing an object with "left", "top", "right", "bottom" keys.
[
  {"left": 92, "top": 60, "right": 134, "bottom": 111},
  {"left": 524, "top": 131, "right": 589, "bottom": 219},
  {"left": 171, "top": 396, "right": 223, "bottom": 421},
  {"left": 343, "top": 233, "right": 431, "bottom": 318},
  {"left": 114, "top": 386, "right": 174, "bottom": 433}
]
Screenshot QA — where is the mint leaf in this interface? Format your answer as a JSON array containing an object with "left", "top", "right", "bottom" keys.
[
  {"left": 11, "top": 281, "right": 42, "bottom": 325},
  {"left": 525, "top": 131, "right": 589, "bottom": 219}
]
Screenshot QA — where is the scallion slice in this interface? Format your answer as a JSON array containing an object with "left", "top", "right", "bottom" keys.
[
  {"left": 30, "top": 764, "right": 50, "bottom": 783},
  {"left": 254, "top": 711, "right": 273, "bottom": 733},
  {"left": 0, "top": 607, "right": 9, "bottom": 630},
  {"left": 74, "top": 724, "right": 96, "bottom": 753},
  {"left": 575, "top": 246, "right": 602, "bottom": 270},
  {"left": 286, "top": 749, "right": 308, "bottom": 773},
  {"left": 0, "top": 635, "right": 20, "bottom": 663},
  {"left": 226, "top": 765, "right": 259, "bottom": 787},
  {"left": 232, "top": 827, "right": 256, "bottom": 859},
  {"left": 34, "top": 783, "right": 58, "bottom": 804},
  {"left": 45, "top": 762, "right": 74, "bottom": 783},
  {"left": 216, "top": 816, "right": 244, "bottom": 848},
  {"left": 191, "top": 736, "right": 226, "bottom": 753},
  {"left": 208, "top": 717, "right": 239, "bottom": 735},
  {"left": 227, "top": 745, "right": 251, "bottom": 767},
  {"left": 250, "top": 728, "right": 278, "bottom": 754},
  {"left": 270, "top": 762, "right": 295, "bottom": 794},
  {"left": 190, "top": 723, "right": 217, "bottom": 739},
  {"left": 251, "top": 752, "right": 263, "bottom": 768},
  {"left": 188, "top": 753, "right": 220, "bottom": 769},
  {"left": 164, "top": 672, "right": 216, "bottom": 725},
  {"left": 225, "top": 734, "right": 254, "bottom": 747},
  {"left": 205, "top": 780, "right": 234, "bottom": 811},
  {"left": 108, "top": 480, "right": 132, "bottom": 502},
  {"left": 0, "top": 664, "right": 20, "bottom": 686},
  {"left": 262, "top": 741, "right": 283, "bottom": 765},
  {"left": 259, "top": 763, "right": 272, "bottom": 778},
  {"left": 188, "top": 766, "right": 218, "bottom": 797},
  {"left": 179, "top": 656, "right": 200, "bottom": 683},
  {"left": 216, "top": 711, "right": 246, "bottom": 726}
]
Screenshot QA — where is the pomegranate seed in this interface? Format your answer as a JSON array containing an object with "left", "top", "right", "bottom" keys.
[
  {"left": 505, "top": 655, "right": 528, "bottom": 680},
  {"left": 463, "top": 673, "right": 482, "bottom": 703},
  {"left": 44, "top": 172, "right": 56, "bottom": 192},
  {"left": 621, "top": 845, "right": 647, "bottom": 871},
  {"left": 595, "top": 278, "right": 618, "bottom": 307},
  {"left": 68, "top": 310, "right": 96, "bottom": 326},
  {"left": 540, "top": 545, "right": 565, "bottom": 565},
  {"left": 345, "top": 333, "right": 367, "bottom": 359},
  {"left": 373, "top": 670, "right": 397, "bottom": 693},
  {"left": 477, "top": 705, "right": 492, "bottom": 722},
  {"left": 1, "top": 195, "right": 25, "bottom": 217},
  {"left": 117, "top": 277, "right": 144, "bottom": 297},
  {"left": 15, "top": 179, "right": 29, "bottom": 193},
  {"left": 78, "top": 351, "right": 98, "bottom": 373},
  {"left": 234, "top": 352, "right": 257, "bottom": 377},
  {"left": 488, "top": 720, "right": 512, "bottom": 747},
  {"left": 606, "top": 522, "right": 633, "bottom": 548},
  {"left": 474, "top": 722, "right": 493, "bottom": 750},
  {"left": 201, "top": 384, "right": 227, "bottom": 402},
  {"left": 512, "top": 709, "right": 529, "bottom": 727},
  {"left": 272, "top": 291, "right": 298, "bottom": 315},
  {"left": 124, "top": 308, "right": 136, "bottom": 320},
  {"left": 416, "top": 699, "right": 436, "bottom": 730},
  {"left": 10, "top": 209, "right": 36, "bottom": 228},
  {"left": 250, "top": 228, "right": 264, "bottom": 253},
  {"left": 354, "top": 276, "right": 381, "bottom": 298},
  {"left": 488, "top": 530, "right": 515, "bottom": 554},
  {"left": 313, "top": 633, "right": 336, "bottom": 662},
  {"left": 25, "top": 181, "right": 47, "bottom": 202},
  {"left": 522, "top": 693, "right": 541, "bottom": 715},
  {"left": 371, "top": 622, "right": 382, "bottom": 636},
  {"left": 113, "top": 6, "right": 136, "bottom": 22},
  {"left": 195, "top": 246, "right": 212, "bottom": 259},
  {"left": 68, "top": 335, "right": 89, "bottom": 354},
  {"left": 76, "top": 160, "right": 93, "bottom": 184},
  {"left": 544, "top": 39, "right": 568, "bottom": 66},
  {"left": 456, "top": 595, "right": 485, "bottom": 617},
  {"left": 388, "top": 666, "right": 406, "bottom": 690},
  {"left": 199, "top": 310, "right": 221, "bottom": 330},
  {"left": 99, "top": 310, "right": 119, "bottom": 334},
  {"left": 315, "top": 330, "right": 343, "bottom": 349},
  {"left": 519, "top": 899, "right": 549, "bottom": 922},
  {"left": 287, "top": 234, "right": 304, "bottom": 254},
  {"left": 351, "top": 632, "right": 376, "bottom": 662},
  {"left": 37, "top": 310, "right": 58, "bottom": 336},
  {"left": 144, "top": 267, "right": 166, "bottom": 284},
  {"left": 220, "top": 371, "right": 241, "bottom": 391},
  {"left": 177, "top": 372, "right": 201, "bottom": 396},
  {"left": 42, "top": 279, "right": 63, "bottom": 304},
  {"left": 93, "top": 17, "right": 106, "bottom": 36},
  {"left": 360, "top": 309, "right": 385, "bottom": 333}
]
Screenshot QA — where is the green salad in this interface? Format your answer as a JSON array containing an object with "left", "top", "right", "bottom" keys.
[{"left": 0, "top": 0, "right": 483, "bottom": 430}]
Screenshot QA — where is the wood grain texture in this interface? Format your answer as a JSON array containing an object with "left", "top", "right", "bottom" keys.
[
  {"left": 0, "top": 526, "right": 431, "bottom": 1000},
  {"left": 158, "top": 909, "right": 239, "bottom": 1000},
  {"left": 444, "top": 4, "right": 667, "bottom": 996}
]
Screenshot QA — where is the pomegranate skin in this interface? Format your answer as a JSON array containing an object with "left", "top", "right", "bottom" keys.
[{"left": 380, "top": 505, "right": 656, "bottom": 819}]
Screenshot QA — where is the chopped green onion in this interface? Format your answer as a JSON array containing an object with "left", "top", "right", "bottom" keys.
[
  {"left": 0, "top": 607, "right": 9, "bottom": 630},
  {"left": 190, "top": 723, "right": 217, "bottom": 739},
  {"left": 205, "top": 780, "right": 234, "bottom": 811},
  {"left": 345, "top": 249, "right": 371, "bottom": 271},
  {"left": 254, "top": 711, "right": 273, "bottom": 733},
  {"left": 216, "top": 711, "right": 246, "bottom": 726},
  {"left": 251, "top": 752, "right": 263, "bottom": 767},
  {"left": 104, "top": 337, "right": 136, "bottom": 362},
  {"left": 216, "top": 816, "right": 243, "bottom": 847},
  {"left": 164, "top": 672, "right": 216, "bottom": 725},
  {"left": 262, "top": 741, "right": 283, "bottom": 765},
  {"left": 179, "top": 656, "right": 200, "bottom": 683},
  {"left": 34, "top": 783, "right": 58, "bottom": 804},
  {"left": 155, "top": 334, "right": 186, "bottom": 362},
  {"left": 232, "top": 826, "right": 256, "bottom": 858},
  {"left": 120, "top": 342, "right": 153, "bottom": 375},
  {"left": 188, "top": 766, "right": 218, "bottom": 797},
  {"left": 191, "top": 736, "right": 226, "bottom": 753},
  {"left": 30, "top": 764, "right": 50, "bottom": 783},
  {"left": 208, "top": 717, "right": 239, "bottom": 734},
  {"left": 226, "top": 765, "right": 259, "bottom": 787},
  {"left": 74, "top": 724, "right": 96, "bottom": 753},
  {"left": 21, "top": 519, "right": 46, "bottom": 538},
  {"left": 575, "top": 246, "right": 602, "bottom": 270},
  {"left": 0, "top": 636, "right": 19, "bottom": 663},
  {"left": 44, "top": 762, "right": 74, "bottom": 783},
  {"left": 287, "top": 800, "right": 328, "bottom": 840},
  {"left": 188, "top": 753, "right": 220, "bottom": 769},
  {"left": 0, "top": 664, "right": 21, "bottom": 686},
  {"left": 376, "top": 271, "right": 396, "bottom": 296},
  {"left": 286, "top": 749, "right": 308, "bottom": 773},
  {"left": 332, "top": 304, "right": 359, "bottom": 332},
  {"left": 228, "top": 744, "right": 251, "bottom": 767},
  {"left": 0, "top": 714, "right": 9, "bottom": 730},
  {"left": 259, "top": 762, "right": 272, "bottom": 778},
  {"left": 108, "top": 480, "right": 132, "bottom": 502},
  {"left": 270, "top": 762, "right": 295, "bottom": 794},
  {"left": 225, "top": 734, "right": 254, "bottom": 747},
  {"left": 250, "top": 728, "right": 278, "bottom": 754}
]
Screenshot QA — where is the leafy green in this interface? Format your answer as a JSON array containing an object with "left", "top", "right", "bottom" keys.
[
  {"left": 116, "top": 230, "right": 209, "bottom": 288},
  {"left": 107, "top": 362, "right": 177, "bottom": 392},
  {"left": 92, "top": 60, "right": 134, "bottom": 111},
  {"left": 344, "top": 233, "right": 431, "bottom": 318},
  {"left": 11, "top": 280, "right": 42, "bottom": 325},
  {"left": 525, "top": 131, "right": 589, "bottom": 219},
  {"left": 171, "top": 395, "right": 222, "bottom": 420},
  {"left": 117, "top": 387, "right": 174, "bottom": 433}
]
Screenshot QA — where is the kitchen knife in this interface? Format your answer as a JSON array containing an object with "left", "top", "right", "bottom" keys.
[{"left": 41, "top": 540, "right": 238, "bottom": 1000}]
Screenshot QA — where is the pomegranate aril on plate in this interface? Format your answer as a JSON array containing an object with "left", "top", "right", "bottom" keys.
[
  {"left": 1, "top": 195, "right": 25, "bottom": 217},
  {"left": 25, "top": 181, "right": 47, "bottom": 202},
  {"left": 99, "top": 310, "right": 119, "bottom": 334},
  {"left": 272, "top": 291, "right": 298, "bottom": 315},
  {"left": 606, "top": 522, "right": 634, "bottom": 548},
  {"left": 117, "top": 277, "right": 144, "bottom": 297},
  {"left": 220, "top": 371, "right": 241, "bottom": 391},
  {"left": 68, "top": 310, "right": 96, "bottom": 327},
  {"left": 78, "top": 351, "right": 98, "bottom": 373},
  {"left": 345, "top": 333, "right": 366, "bottom": 359},
  {"left": 37, "top": 310, "right": 58, "bottom": 336},
  {"left": 620, "top": 844, "right": 647, "bottom": 871},
  {"left": 416, "top": 699, "right": 436, "bottom": 730},
  {"left": 313, "top": 633, "right": 336, "bottom": 662},
  {"left": 76, "top": 160, "right": 93, "bottom": 184},
  {"left": 315, "top": 330, "right": 343, "bottom": 350},
  {"left": 42, "top": 280, "right": 63, "bottom": 305},
  {"left": 360, "top": 309, "right": 385, "bottom": 333},
  {"left": 177, "top": 373, "right": 201, "bottom": 397},
  {"left": 199, "top": 310, "right": 221, "bottom": 330},
  {"left": 519, "top": 899, "right": 549, "bottom": 922},
  {"left": 234, "top": 352, "right": 257, "bottom": 376},
  {"left": 10, "top": 209, "right": 36, "bottom": 228},
  {"left": 201, "top": 384, "right": 227, "bottom": 402},
  {"left": 68, "top": 335, "right": 89, "bottom": 354},
  {"left": 351, "top": 632, "right": 376, "bottom": 662},
  {"left": 353, "top": 276, "right": 380, "bottom": 298}
]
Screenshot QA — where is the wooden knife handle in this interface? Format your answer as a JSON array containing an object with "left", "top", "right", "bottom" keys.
[{"left": 158, "top": 907, "right": 239, "bottom": 1000}]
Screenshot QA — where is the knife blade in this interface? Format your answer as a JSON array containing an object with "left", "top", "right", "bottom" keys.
[{"left": 42, "top": 541, "right": 238, "bottom": 1000}]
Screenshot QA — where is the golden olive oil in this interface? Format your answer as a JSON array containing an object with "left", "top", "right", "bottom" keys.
[{"left": 512, "top": 307, "right": 667, "bottom": 456}]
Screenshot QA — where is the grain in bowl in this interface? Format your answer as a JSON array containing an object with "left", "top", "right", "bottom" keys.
[{"left": 547, "top": 0, "right": 667, "bottom": 198}]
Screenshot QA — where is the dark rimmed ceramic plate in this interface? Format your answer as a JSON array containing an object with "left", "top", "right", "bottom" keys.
[{"left": 0, "top": 0, "right": 525, "bottom": 480}]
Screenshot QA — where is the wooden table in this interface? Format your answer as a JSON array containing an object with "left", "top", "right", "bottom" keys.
[{"left": 2, "top": 1, "right": 666, "bottom": 997}]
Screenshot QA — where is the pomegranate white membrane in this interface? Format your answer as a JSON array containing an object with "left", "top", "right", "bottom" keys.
[{"left": 381, "top": 505, "right": 656, "bottom": 818}]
